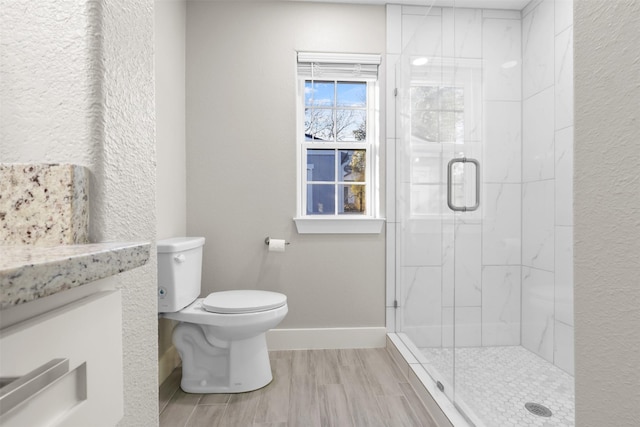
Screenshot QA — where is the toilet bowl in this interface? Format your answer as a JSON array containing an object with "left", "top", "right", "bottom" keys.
[{"left": 157, "top": 237, "right": 287, "bottom": 393}]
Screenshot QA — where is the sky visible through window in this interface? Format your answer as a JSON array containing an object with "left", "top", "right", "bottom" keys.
[
  {"left": 304, "top": 81, "right": 367, "bottom": 142},
  {"left": 305, "top": 81, "right": 366, "bottom": 107}
]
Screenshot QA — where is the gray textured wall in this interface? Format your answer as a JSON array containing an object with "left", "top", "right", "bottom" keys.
[{"left": 574, "top": 1, "right": 640, "bottom": 425}]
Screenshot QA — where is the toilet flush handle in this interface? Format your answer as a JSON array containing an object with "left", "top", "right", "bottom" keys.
[{"left": 174, "top": 254, "right": 186, "bottom": 263}]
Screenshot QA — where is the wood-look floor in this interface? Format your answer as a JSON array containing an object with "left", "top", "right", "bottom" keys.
[{"left": 159, "top": 348, "right": 438, "bottom": 427}]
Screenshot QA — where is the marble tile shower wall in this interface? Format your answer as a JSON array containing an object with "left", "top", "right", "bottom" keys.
[
  {"left": 387, "top": 5, "right": 524, "bottom": 351},
  {"left": 386, "top": 0, "right": 574, "bottom": 376},
  {"left": 521, "top": 0, "right": 574, "bottom": 375}
]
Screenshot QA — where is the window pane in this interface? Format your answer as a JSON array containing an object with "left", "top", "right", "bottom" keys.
[
  {"left": 307, "top": 149, "right": 335, "bottom": 182},
  {"left": 305, "top": 81, "right": 334, "bottom": 106},
  {"left": 339, "top": 150, "right": 366, "bottom": 182},
  {"left": 337, "top": 82, "right": 366, "bottom": 107},
  {"left": 339, "top": 184, "right": 366, "bottom": 214},
  {"left": 440, "top": 111, "right": 456, "bottom": 142},
  {"left": 304, "top": 81, "right": 313, "bottom": 106},
  {"left": 440, "top": 87, "right": 457, "bottom": 110},
  {"left": 336, "top": 109, "right": 366, "bottom": 141},
  {"left": 455, "top": 112, "right": 465, "bottom": 143},
  {"left": 455, "top": 88, "right": 464, "bottom": 110},
  {"left": 306, "top": 184, "right": 335, "bottom": 215},
  {"left": 305, "top": 108, "right": 334, "bottom": 141},
  {"left": 300, "top": 76, "right": 374, "bottom": 220},
  {"left": 411, "top": 86, "right": 439, "bottom": 110},
  {"left": 411, "top": 110, "right": 439, "bottom": 142}
]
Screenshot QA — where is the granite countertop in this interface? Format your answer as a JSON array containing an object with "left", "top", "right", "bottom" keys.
[{"left": 0, "top": 242, "right": 150, "bottom": 309}]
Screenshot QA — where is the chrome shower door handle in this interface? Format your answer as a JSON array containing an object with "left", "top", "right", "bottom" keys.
[{"left": 447, "top": 157, "right": 480, "bottom": 212}]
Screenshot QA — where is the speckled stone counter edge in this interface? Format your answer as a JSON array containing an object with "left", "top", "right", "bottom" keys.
[
  {"left": 0, "top": 242, "right": 150, "bottom": 309},
  {"left": 0, "top": 163, "right": 89, "bottom": 245}
]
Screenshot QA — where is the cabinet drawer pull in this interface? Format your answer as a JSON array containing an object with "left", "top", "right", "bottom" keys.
[{"left": 0, "top": 358, "right": 69, "bottom": 416}]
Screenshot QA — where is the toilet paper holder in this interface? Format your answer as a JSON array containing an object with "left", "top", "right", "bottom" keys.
[{"left": 264, "top": 237, "right": 290, "bottom": 246}]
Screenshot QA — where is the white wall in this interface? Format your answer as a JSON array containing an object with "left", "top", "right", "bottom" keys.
[
  {"left": 0, "top": 1, "right": 158, "bottom": 425},
  {"left": 574, "top": 1, "right": 640, "bottom": 425},
  {"left": 155, "top": 0, "right": 187, "bottom": 384},
  {"left": 156, "top": 0, "right": 187, "bottom": 241},
  {"left": 185, "top": 1, "right": 386, "bottom": 339},
  {"left": 92, "top": 3, "right": 158, "bottom": 424},
  {"left": 0, "top": 1, "right": 94, "bottom": 166}
]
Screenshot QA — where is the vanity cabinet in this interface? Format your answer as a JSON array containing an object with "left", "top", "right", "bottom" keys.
[
  {"left": 0, "top": 241, "right": 149, "bottom": 426},
  {"left": 0, "top": 291, "right": 123, "bottom": 427},
  {"left": 0, "top": 163, "right": 150, "bottom": 425}
]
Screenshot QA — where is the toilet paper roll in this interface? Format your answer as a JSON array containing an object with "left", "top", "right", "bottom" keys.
[{"left": 268, "top": 238, "right": 286, "bottom": 252}]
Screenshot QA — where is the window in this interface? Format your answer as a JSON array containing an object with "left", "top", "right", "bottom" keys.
[{"left": 294, "top": 52, "right": 384, "bottom": 234}]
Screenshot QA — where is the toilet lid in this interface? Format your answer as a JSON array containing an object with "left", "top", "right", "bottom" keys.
[{"left": 202, "top": 290, "right": 287, "bottom": 314}]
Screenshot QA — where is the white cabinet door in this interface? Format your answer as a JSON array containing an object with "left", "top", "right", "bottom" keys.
[{"left": 0, "top": 291, "right": 123, "bottom": 427}]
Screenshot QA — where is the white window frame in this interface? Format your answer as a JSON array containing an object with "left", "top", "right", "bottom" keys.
[{"left": 294, "top": 52, "right": 384, "bottom": 234}]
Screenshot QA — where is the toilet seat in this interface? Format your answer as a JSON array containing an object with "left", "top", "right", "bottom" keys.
[
  {"left": 203, "top": 290, "right": 287, "bottom": 314},
  {"left": 161, "top": 297, "right": 288, "bottom": 328}
]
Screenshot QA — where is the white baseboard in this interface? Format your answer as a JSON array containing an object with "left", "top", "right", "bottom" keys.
[{"left": 266, "top": 327, "right": 387, "bottom": 350}]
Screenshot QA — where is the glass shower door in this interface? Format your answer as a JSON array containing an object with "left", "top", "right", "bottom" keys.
[
  {"left": 394, "top": 1, "right": 575, "bottom": 425},
  {"left": 395, "top": 4, "right": 484, "bottom": 416},
  {"left": 395, "top": 32, "right": 458, "bottom": 403}
]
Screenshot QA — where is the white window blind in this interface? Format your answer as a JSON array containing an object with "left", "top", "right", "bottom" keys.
[{"left": 297, "top": 52, "right": 381, "bottom": 81}]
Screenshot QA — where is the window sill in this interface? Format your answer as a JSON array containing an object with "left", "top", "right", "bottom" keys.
[{"left": 293, "top": 217, "right": 385, "bottom": 234}]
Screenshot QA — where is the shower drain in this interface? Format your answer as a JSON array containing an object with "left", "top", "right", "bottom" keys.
[{"left": 525, "top": 402, "right": 553, "bottom": 417}]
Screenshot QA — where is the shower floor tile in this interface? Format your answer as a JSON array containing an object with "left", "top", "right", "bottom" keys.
[{"left": 420, "top": 346, "right": 574, "bottom": 427}]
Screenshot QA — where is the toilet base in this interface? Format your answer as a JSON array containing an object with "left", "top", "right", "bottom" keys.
[{"left": 173, "top": 322, "right": 274, "bottom": 394}]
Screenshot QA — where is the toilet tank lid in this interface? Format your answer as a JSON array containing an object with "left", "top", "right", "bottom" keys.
[{"left": 157, "top": 237, "right": 205, "bottom": 253}]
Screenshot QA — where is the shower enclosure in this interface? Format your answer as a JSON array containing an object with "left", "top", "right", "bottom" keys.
[{"left": 388, "top": 1, "right": 575, "bottom": 426}]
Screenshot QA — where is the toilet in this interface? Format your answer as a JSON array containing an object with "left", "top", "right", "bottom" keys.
[{"left": 157, "top": 237, "right": 287, "bottom": 394}]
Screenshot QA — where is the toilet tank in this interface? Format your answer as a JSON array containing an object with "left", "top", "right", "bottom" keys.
[{"left": 157, "top": 237, "right": 206, "bottom": 313}]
